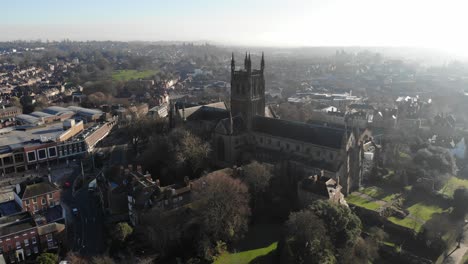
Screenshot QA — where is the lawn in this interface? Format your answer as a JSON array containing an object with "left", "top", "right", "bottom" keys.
[
  {"left": 215, "top": 242, "right": 277, "bottom": 264},
  {"left": 347, "top": 193, "right": 382, "bottom": 211},
  {"left": 439, "top": 176, "right": 468, "bottom": 198},
  {"left": 359, "top": 186, "right": 399, "bottom": 202},
  {"left": 111, "top": 70, "right": 155, "bottom": 81},
  {"left": 388, "top": 202, "right": 444, "bottom": 232},
  {"left": 215, "top": 223, "right": 281, "bottom": 264}
]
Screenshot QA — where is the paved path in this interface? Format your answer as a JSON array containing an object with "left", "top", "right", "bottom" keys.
[{"left": 443, "top": 223, "right": 468, "bottom": 264}]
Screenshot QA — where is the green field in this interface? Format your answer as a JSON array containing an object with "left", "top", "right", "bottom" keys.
[
  {"left": 439, "top": 176, "right": 468, "bottom": 198},
  {"left": 347, "top": 193, "right": 382, "bottom": 210},
  {"left": 112, "top": 70, "right": 155, "bottom": 81},
  {"left": 215, "top": 224, "right": 280, "bottom": 264},
  {"left": 388, "top": 202, "right": 444, "bottom": 232},
  {"left": 359, "top": 186, "right": 399, "bottom": 202},
  {"left": 215, "top": 242, "right": 277, "bottom": 264}
]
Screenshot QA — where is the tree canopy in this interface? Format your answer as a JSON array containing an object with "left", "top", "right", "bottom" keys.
[
  {"left": 113, "top": 222, "right": 133, "bottom": 242},
  {"left": 280, "top": 200, "right": 364, "bottom": 264},
  {"left": 192, "top": 171, "right": 250, "bottom": 259},
  {"left": 36, "top": 253, "right": 58, "bottom": 264}
]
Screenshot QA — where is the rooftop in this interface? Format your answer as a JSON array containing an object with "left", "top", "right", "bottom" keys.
[
  {"left": 0, "top": 211, "right": 36, "bottom": 237},
  {"left": 16, "top": 178, "right": 59, "bottom": 199},
  {"left": 0, "top": 122, "right": 65, "bottom": 150},
  {"left": 252, "top": 116, "right": 345, "bottom": 149}
]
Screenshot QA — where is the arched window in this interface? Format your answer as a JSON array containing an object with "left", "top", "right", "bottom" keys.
[{"left": 217, "top": 137, "right": 225, "bottom": 161}]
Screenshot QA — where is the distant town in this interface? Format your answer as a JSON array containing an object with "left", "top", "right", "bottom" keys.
[{"left": 0, "top": 40, "right": 467, "bottom": 264}]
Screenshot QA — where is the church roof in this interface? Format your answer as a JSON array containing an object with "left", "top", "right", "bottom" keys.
[
  {"left": 252, "top": 116, "right": 345, "bottom": 149},
  {"left": 178, "top": 102, "right": 228, "bottom": 121}
]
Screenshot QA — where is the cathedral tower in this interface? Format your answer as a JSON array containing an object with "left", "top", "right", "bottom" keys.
[{"left": 230, "top": 52, "right": 266, "bottom": 129}]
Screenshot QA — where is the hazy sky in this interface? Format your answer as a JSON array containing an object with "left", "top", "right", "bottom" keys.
[{"left": 2, "top": 0, "right": 468, "bottom": 53}]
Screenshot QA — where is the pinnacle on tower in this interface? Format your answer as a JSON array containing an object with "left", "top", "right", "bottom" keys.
[
  {"left": 231, "top": 52, "right": 235, "bottom": 72},
  {"left": 261, "top": 52, "right": 265, "bottom": 71},
  {"left": 244, "top": 52, "right": 248, "bottom": 69}
]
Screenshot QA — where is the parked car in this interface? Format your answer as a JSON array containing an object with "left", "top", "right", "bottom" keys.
[
  {"left": 63, "top": 181, "right": 71, "bottom": 188},
  {"left": 72, "top": 208, "right": 79, "bottom": 217}
]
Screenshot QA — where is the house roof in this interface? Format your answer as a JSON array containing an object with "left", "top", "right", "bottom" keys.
[
  {"left": 0, "top": 211, "right": 36, "bottom": 237},
  {"left": 252, "top": 116, "right": 345, "bottom": 149},
  {"left": 37, "top": 222, "right": 65, "bottom": 236},
  {"left": 17, "top": 180, "right": 59, "bottom": 199}
]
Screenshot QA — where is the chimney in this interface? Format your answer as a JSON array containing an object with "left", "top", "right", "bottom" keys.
[{"left": 15, "top": 184, "right": 21, "bottom": 194}]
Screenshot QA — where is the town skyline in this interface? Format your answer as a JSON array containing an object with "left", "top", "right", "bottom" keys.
[{"left": 3, "top": 0, "right": 468, "bottom": 56}]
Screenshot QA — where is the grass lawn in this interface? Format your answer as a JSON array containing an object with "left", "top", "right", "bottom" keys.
[
  {"left": 111, "top": 69, "right": 155, "bottom": 81},
  {"left": 439, "top": 176, "right": 468, "bottom": 198},
  {"left": 359, "top": 186, "right": 399, "bottom": 202},
  {"left": 347, "top": 193, "right": 382, "bottom": 211},
  {"left": 388, "top": 202, "right": 444, "bottom": 232},
  {"left": 215, "top": 223, "right": 281, "bottom": 264},
  {"left": 215, "top": 242, "right": 277, "bottom": 264}
]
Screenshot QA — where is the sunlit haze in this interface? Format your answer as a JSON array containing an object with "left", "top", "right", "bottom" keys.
[{"left": 2, "top": 0, "right": 468, "bottom": 55}]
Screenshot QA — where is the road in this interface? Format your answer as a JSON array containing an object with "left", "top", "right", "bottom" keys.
[
  {"left": 60, "top": 145, "right": 128, "bottom": 256},
  {"left": 73, "top": 188, "right": 105, "bottom": 255},
  {"left": 61, "top": 163, "right": 105, "bottom": 256}
]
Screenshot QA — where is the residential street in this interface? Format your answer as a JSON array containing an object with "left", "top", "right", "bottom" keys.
[{"left": 61, "top": 163, "right": 105, "bottom": 257}]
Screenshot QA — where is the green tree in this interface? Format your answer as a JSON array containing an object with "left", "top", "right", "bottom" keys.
[
  {"left": 241, "top": 161, "right": 273, "bottom": 212},
  {"left": 175, "top": 130, "right": 211, "bottom": 174},
  {"left": 20, "top": 95, "right": 34, "bottom": 114},
  {"left": 192, "top": 171, "right": 250, "bottom": 260},
  {"left": 114, "top": 222, "right": 133, "bottom": 242},
  {"left": 36, "top": 253, "right": 58, "bottom": 264},
  {"left": 282, "top": 209, "right": 336, "bottom": 264},
  {"left": 309, "top": 200, "right": 362, "bottom": 250}
]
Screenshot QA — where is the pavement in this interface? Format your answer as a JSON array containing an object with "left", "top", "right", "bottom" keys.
[{"left": 443, "top": 222, "right": 468, "bottom": 264}]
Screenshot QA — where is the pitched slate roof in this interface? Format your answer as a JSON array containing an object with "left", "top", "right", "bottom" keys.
[
  {"left": 17, "top": 179, "right": 59, "bottom": 199},
  {"left": 252, "top": 116, "right": 345, "bottom": 149},
  {"left": 178, "top": 102, "right": 228, "bottom": 121}
]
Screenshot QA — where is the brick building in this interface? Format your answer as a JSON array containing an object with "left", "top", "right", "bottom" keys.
[
  {"left": 0, "top": 212, "right": 64, "bottom": 263},
  {"left": 13, "top": 178, "right": 60, "bottom": 214}
]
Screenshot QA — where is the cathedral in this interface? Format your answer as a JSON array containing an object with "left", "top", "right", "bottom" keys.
[{"left": 213, "top": 53, "right": 364, "bottom": 195}]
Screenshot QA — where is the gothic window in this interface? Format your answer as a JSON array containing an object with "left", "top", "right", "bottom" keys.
[{"left": 217, "top": 137, "right": 225, "bottom": 162}]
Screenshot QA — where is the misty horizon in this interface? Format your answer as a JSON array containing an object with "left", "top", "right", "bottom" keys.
[{"left": 3, "top": 0, "right": 468, "bottom": 57}]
